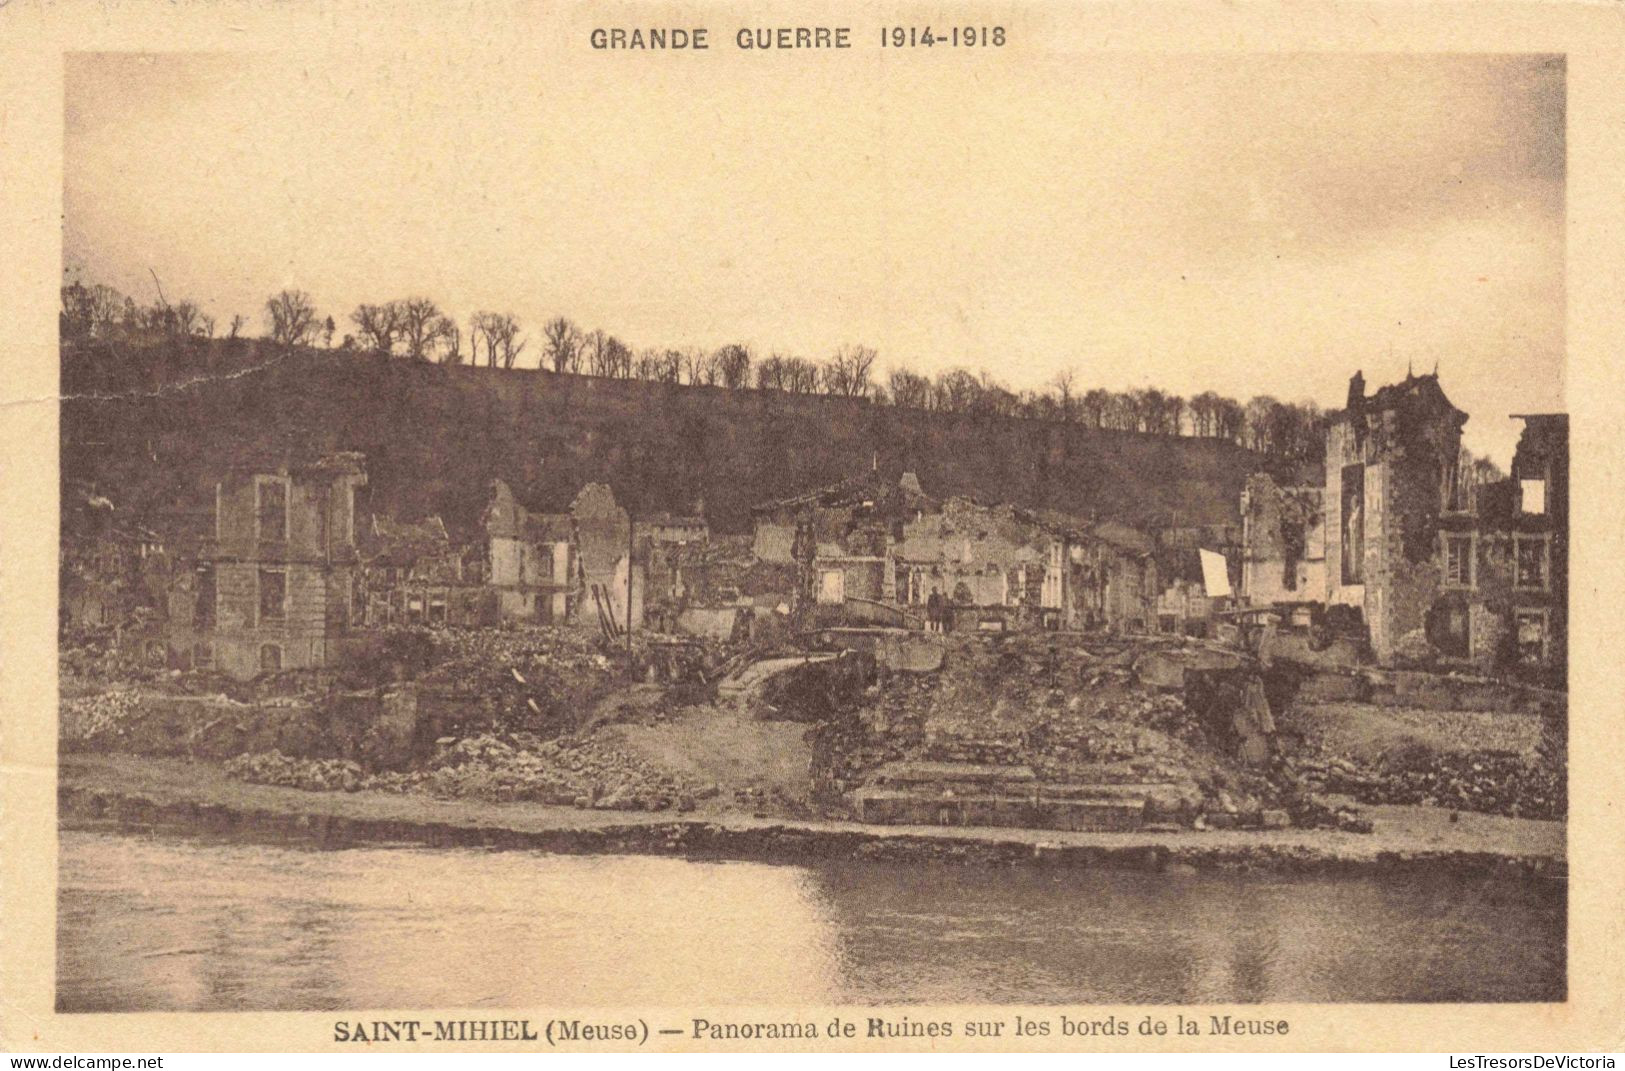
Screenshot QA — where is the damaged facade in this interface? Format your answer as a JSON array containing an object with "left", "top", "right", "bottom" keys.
[
  {"left": 1501, "top": 414, "right": 1568, "bottom": 680},
  {"left": 362, "top": 514, "right": 490, "bottom": 628},
  {"left": 173, "top": 452, "right": 370, "bottom": 680},
  {"left": 484, "top": 481, "right": 713, "bottom": 637},
  {"left": 1240, "top": 371, "right": 1567, "bottom": 683},
  {"left": 570, "top": 482, "right": 644, "bottom": 634},
  {"left": 61, "top": 486, "right": 172, "bottom": 635},
  {"left": 484, "top": 479, "right": 576, "bottom": 624},
  {"left": 751, "top": 471, "right": 1171, "bottom": 633}
]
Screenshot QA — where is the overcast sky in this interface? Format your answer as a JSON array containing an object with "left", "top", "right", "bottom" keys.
[{"left": 64, "top": 51, "right": 1563, "bottom": 464}]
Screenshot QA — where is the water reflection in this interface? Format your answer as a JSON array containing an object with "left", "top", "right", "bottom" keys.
[
  {"left": 800, "top": 864, "right": 1564, "bottom": 1005},
  {"left": 56, "top": 831, "right": 1563, "bottom": 1012}
]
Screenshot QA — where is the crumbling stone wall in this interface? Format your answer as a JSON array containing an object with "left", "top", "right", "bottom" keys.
[
  {"left": 1323, "top": 376, "right": 1466, "bottom": 664},
  {"left": 1241, "top": 474, "right": 1324, "bottom": 604},
  {"left": 571, "top": 482, "right": 643, "bottom": 629},
  {"left": 211, "top": 561, "right": 338, "bottom": 679}
]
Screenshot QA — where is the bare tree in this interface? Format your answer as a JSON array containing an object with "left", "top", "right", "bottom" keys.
[
  {"left": 470, "top": 312, "right": 496, "bottom": 367},
  {"left": 60, "top": 282, "right": 128, "bottom": 340},
  {"left": 322, "top": 316, "right": 336, "bottom": 348},
  {"left": 350, "top": 302, "right": 402, "bottom": 354},
  {"left": 971, "top": 374, "right": 1020, "bottom": 417},
  {"left": 714, "top": 343, "right": 752, "bottom": 388},
  {"left": 1020, "top": 389, "right": 1061, "bottom": 421},
  {"left": 1188, "top": 391, "right": 1219, "bottom": 436},
  {"left": 582, "top": 330, "right": 634, "bottom": 379},
  {"left": 656, "top": 348, "right": 684, "bottom": 383},
  {"left": 784, "top": 356, "right": 820, "bottom": 393},
  {"left": 632, "top": 348, "right": 662, "bottom": 381},
  {"left": 1078, "top": 389, "right": 1110, "bottom": 428},
  {"left": 199, "top": 313, "right": 217, "bottom": 340},
  {"left": 887, "top": 367, "right": 931, "bottom": 409},
  {"left": 1166, "top": 393, "right": 1187, "bottom": 436},
  {"left": 1214, "top": 395, "right": 1245, "bottom": 442},
  {"left": 497, "top": 320, "right": 526, "bottom": 369},
  {"left": 435, "top": 316, "right": 462, "bottom": 364},
  {"left": 932, "top": 368, "right": 982, "bottom": 412},
  {"left": 397, "top": 298, "right": 450, "bottom": 361},
  {"left": 822, "top": 344, "right": 878, "bottom": 398},
  {"left": 1104, "top": 391, "right": 1138, "bottom": 431},
  {"left": 583, "top": 329, "right": 610, "bottom": 376},
  {"left": 1243, "top": 395, "right": 1279, "bottom": 452},
  {"left": 171, "top": 301, "right": 201, "bottom": 337},
  {"left": 1050, "top": 370, "right": 1076, "bottom": 421},
  {"left": 472, "top": 311, "right": 525, "bottom": 369},
  {"left": 604, "top": 335, "right": 633, "bottom": 378},
  {"left": 228, "top": 313, "right": 247, "bottom": 341},
  {"left": 542, "top": 316, "right": 583, "bottom": 373},
  {"left": 682, "top": 347, "right": 717, "bottom": 386},
  {"left": 265, "top": 289, "right": 319, "bottom": 346},
  {"left": 755, "top": 353, "right": 789, "bottom": 391}
]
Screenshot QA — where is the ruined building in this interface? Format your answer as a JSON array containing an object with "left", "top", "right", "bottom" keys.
[
  {"left": 751, "top": 470, "right": 1166, "bottom": 633},
  {"left": 1503, "top": 413, "right": 1567, "bottom": 679},
  {"left": 484, "top": 479, "right": 577, "bottom": 624},
  {"left": 362, "top": 514, "right": 490, "bottom": 628},
  {"left": 569, "top": 482, "right": 644, "bottom": 632},
  {"left": 483, "top": 479, "right": 666, "bottom": 634},
  {"left": 1240, "top": 372, "right": 1567, "bottom": 683},
  {"left": 61, "top": 485, "right": 170, "bottom": 634},
  {"left": 173, "top": 453, "right": 370, "bottom": 679},
  {"left": 1153, "top": 524, "right": 1243, "bottom": 636}
]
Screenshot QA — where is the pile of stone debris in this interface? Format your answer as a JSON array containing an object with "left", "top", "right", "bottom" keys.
[
  {"left": 1290, "top": 750, "right": 1563, "bottom": 820},
  {"left": 224, "top": 731, "right": 718, "bottom": 813},
  {"left": 224, "top": 751, "right": 367, "bottom": 791},
  {"left": 58, "top": 633, "right": 162, "bottom": 688},
  {"left": 59, "top": 689, "right": 143, "bottom": 745},
  {"left": 419, "top": 627, "right": 616, "bottom": 701},
  {"left": 812, "top": 635, "right": 1248, "bottom": 812}
]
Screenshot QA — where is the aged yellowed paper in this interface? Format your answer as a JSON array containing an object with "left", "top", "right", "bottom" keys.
[{"left": 3, "top": 0, "right": 1623, "bottom": 1054}]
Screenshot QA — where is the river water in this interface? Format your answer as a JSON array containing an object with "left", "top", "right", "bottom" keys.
[{"left": 57, "top": 830, "right": 1563, "bottom": 1011}]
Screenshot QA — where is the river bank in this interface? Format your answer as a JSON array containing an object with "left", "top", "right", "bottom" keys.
[{"left": 59, "top": 754, "right": 1566, "bottom": 879}]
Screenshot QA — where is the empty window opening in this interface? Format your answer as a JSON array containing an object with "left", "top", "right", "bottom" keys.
[
  {"left": 1442, "top": 534, "right": 1474, "bottom": 589},
  {"left": 194, "top": 566, "right": 216, "bottom": 630},
  {"left": 257, "top": 478, "right": 288, "bottom": 542},
  {"left": 817, "top": 569, "right": 845, "bottom": 605},
  {"left": 258, "top": 568, "right": 286, "bottom": 623},
  {"left": 1515, "top": 609, "right": 1549, "bottom": 664},
  {"left": 1514, "top": 535, "right": 1549, "bottom": 591}
]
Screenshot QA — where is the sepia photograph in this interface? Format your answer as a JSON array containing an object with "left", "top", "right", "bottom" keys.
[
  {"left": 7, "top": 2, "right": 1623, "bottom": 1054},
  {"left": 49, "top": 45, "right": 1570, "bottom": 1014}
]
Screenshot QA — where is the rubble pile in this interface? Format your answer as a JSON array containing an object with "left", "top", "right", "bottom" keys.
[
  {"left": 60, "top": 689, "right": 143, "bottom": 745},
  {"left": 414, "top": 733, "right": 714, "bottom": 810},
  {"left": 809, "top": 674, "right": 935, "bottom": 799},
  {"left": 224, "top": 751, "right": 366, "bottom": 791},
  {"left": 1281, "top": 699, "right": 1566, "bottom": 821},
  {"left": 61, "top": 687, "right": 326, "bottom": 760},
  {"left": 813, "top": 635, "right": 1235, "bottom": 808},
  {"left": 406, "top": 626, "right": 623, "bottom": 730},
  {"left": 1266, "top": 784, "right": 1375, "bottom": 833},
  {"left": 909, "top": 639, "right": 1219, "bottom": 783},
  {"left": 59, "top": 632, "right": 160, "bottom": 688},
  {"left": 1294, "top": 751, "right": 1564, "bottom": 820},
  {"left": 225, "top": 731, "right": 717, "bottom": 812}
]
